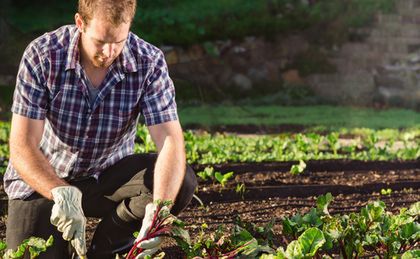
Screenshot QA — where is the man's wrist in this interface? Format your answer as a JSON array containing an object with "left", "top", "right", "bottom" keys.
[{"left": 50, "top": 185, "right": 79, "bottom": 202}]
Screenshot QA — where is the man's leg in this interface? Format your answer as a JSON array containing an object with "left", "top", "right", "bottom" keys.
[
  {"left": 81, "top": 153, "right": 197, "bottom": 259},
  {"left": 6, "top": 194, "right": 71, "bottom": 259}
]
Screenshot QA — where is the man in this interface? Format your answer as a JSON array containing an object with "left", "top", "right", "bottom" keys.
[{"left": 4, "top": 0, "right": 197, "bottom": 258}]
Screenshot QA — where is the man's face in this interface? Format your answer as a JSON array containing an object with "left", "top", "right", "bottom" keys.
[{"left": 75, "top": 13, "right": 130, "bottom": 68}]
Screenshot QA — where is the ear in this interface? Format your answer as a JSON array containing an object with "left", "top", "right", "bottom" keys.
[{"left": 75, "top": 13, "right": 85, "bottom": 32}]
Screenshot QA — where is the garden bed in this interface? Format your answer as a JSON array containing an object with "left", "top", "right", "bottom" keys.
[{"left": 0, "top": 159, "right": 418, "bottom": 257}]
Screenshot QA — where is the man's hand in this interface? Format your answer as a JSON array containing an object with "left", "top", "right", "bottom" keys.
[
  {"left": 134, "top": 203, "right": 164, "bottom": 258},
  {"left": 50, "top": 186, "right": 87, "bottom": 257}
]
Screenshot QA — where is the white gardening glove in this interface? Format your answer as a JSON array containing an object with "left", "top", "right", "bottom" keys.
[
  {"left": 50, "top": 186, "right": 87, "bottom": 258},
  {"left": 134, "top": 203, "right": 165, "bottom": 259}
]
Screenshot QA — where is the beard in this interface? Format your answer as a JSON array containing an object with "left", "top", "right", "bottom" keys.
[{"left": 93, "top": 54, "right": 112, "bottom": 68}]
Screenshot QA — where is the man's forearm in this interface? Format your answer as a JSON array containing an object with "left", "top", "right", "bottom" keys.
[
  {"left": 152, "top": 136, "right": 186, "bottom": 203},
  {"left": 10, "top": 143, "right": 68, "bottom": 200}
]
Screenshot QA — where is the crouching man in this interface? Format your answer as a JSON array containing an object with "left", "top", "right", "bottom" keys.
[{"left": 4, "top": 0, "right": 197, "bottom": 258}]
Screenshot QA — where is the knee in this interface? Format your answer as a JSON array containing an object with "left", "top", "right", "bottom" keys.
[{"left": 183, "top": 165, "right": 198, "bottom": 195}]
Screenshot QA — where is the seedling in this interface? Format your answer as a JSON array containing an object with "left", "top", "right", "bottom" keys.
[
  {"left": 235, "top": 183, "right": 247, "bottom": 199},
  {"left": 196, "top": 166, "right": 215, "bottom": 181},
  {"left": 290, "top": 160, "right": 306, "bottom": 175},
  {"left": 214, "top": 171, "right": 234, "bottom": 187},
  {"left": 380, "top": 188, "right": 392, "bottom": 195}
]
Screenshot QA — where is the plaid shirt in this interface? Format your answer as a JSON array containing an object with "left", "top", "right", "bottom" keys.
[{"left": 4, "top": 25, "right": 178, "bottom": 200}]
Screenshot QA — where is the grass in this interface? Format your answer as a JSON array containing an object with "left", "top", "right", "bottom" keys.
[{"left": 177, "top": 105, "right": 420, "bottom": 130}]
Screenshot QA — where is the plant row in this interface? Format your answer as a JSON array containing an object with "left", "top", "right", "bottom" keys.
[
  {"left": 140, "top": 195, "right": 420, "bottom": 258},
  {"left": 0, "top": 124, "right": 418, "bottom": 175},
  {"left": 135, "top": 125, "right": 419, "bottom": 164},
  {"left": 3, "top": 195, "right": 417, "bottom": 258}
]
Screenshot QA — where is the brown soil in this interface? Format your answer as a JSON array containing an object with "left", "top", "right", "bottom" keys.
[{"left": 0, "top": 160, "right": 419, "bottom": 258}]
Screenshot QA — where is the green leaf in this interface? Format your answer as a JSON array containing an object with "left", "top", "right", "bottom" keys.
[
  {"left": 285, "top": 240, "right": 303, "bottom": 259},
  {"left": 259, "top": 253, "right": 278, "bottom": 259},
  {"left": 361, "top": 201, "right": 386, "bottom": 222},
  {"left": 402, "top": 250, "right": 420, "bottom": 259},
  {"left": 0, "top": 241, "right": 7, "bottom": 252},
  {"left": 275, "top": 247, "right": 287, "bottom": 259},
  {"left": 45, "top": 236, "right": 54, "bottom": 248},
  {"left": 400, "top": 222, "right": 420, "bottom": 240},
  {"left": 214, "top": 171, "right": 234, "bottom": 187},
  {"left": 408, "top": 202, "right": 420, "bottom": 216},
  {"left": 171, "top": 225, "right": 191, "bottom": 245},
  {"left": 297, "top": 227, "right": 326, "bottom": 257},
  {"left": 290, "top": 160, "right": 306, "bottom": 175},
  {"left": 380, "top": 188, "right": 392, "bottom": 195},
  {"left": 240, "top": 239, "right": 275, "bottom": 257},
  {"left": 316, "top": 193, "right": 333, "bottom": 216},
  {"left": 282, "top": 218, "right": 297, "bottom": 236},
  {"left": 231, "top": 226, "right": 254, "bottom": 245},
  {"left": 302, "top": 208, "right": 323, "bottom": 227}
]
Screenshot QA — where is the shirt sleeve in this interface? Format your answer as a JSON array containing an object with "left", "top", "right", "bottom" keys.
[
  {"left": 11, "top": 42, "right": 48, "bottom": 120},
  {"left": 140, "top": 49, "right": 178, "bottom": 126}
]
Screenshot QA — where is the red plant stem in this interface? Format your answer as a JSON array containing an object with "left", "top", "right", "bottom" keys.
[
  {"left": 153, "top": 215, "right": 171, "bottom": 231},
  {"left": 215, "top": 240, "right": 255, "bottom": 258},
  {"left": 373, "top": 247, "right": 383, "bottom": 259},
  {"left": 126, "top": 206, "right": 168, "bottom": 259},
  {"left": 339, "top": 239, "right": 348, "bottom": 259}
]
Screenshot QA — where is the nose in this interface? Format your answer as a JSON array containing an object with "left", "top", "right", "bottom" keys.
[{"left": 103, "top": 44, "right": 114, "bottom": 58}]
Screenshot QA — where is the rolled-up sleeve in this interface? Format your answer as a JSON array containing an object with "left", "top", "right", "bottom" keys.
[
  {"left": 11, "top": 42, "right": 48, "bottom": 120},
  {"left": 140, "top": 50, "right": 178, "bottom": 126}
]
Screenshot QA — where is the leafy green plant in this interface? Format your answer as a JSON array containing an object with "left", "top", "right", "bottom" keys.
[
  {"left": 214, "top": 171, "right": 234, "bottom": 187},
  {"left": 117, "top": 195, "right": 419, "bottom": 258},
  {"left": 282, "top": 194, "right": 420, "bottom": 259},
  {"left": 135, "top": 125, "right": 156, "bottom": 153},
  {"left": 277, "top": 227, "right": 326, "bottom": 259},
  {"left": 180, "top": 223, "right": 275, "bottom": 258},
  {"left": 326, "top": 132, "right": 340, "bottom": 157},
  {"left": 235, "top": 183, "right": 247, "bottom": 199},
  {"left": 196, "top": 166, "right": 215, "bottom": 181},
  {"left": 0, "top": 236, "right": 54, "bottom": 259},
  {"left": 290, "top": 160, "right": 307, "bottom": 175},
  {"left": 234, "top": 216, "right": 276, "bottom": 248},
  {"left": 380, "top": 188, "right": 392, "bottom": 196}
]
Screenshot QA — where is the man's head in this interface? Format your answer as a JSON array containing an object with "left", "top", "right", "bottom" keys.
[{"left": 75, "top": 0, "right": 137, "bottom": 68}]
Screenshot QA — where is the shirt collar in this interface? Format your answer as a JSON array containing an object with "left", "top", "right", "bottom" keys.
[
  {"left": 65, "top": 26, "right": 81, "bottom": 71},
  {"left": 117, "top": 33, "right": 138, "bottom": 73}
]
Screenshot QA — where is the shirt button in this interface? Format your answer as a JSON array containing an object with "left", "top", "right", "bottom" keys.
[{"left": 88, "top": 109, "right": 92, "bottom": 113}]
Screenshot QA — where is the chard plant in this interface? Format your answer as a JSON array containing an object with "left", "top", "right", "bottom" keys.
[
  {"left": 282, "top": 193, "right": 420, "bottom": 258},
  {"left": 0, "top": 236, "right": 53, "bottom": 259},
  {"left": 180, "top": 223, "right": 275, "bottom": 258},
  {"left": 126, "top": 200, "right": 190, "bottom": 259}
]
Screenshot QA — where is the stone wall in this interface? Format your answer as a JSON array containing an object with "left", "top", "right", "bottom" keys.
[{"left": 163, "top": 0, "right": 420, "bottom": 108}]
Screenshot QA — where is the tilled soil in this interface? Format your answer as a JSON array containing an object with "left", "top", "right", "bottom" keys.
[{"left": 0, "top": 160, "right": 419, "bottom": 258}]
